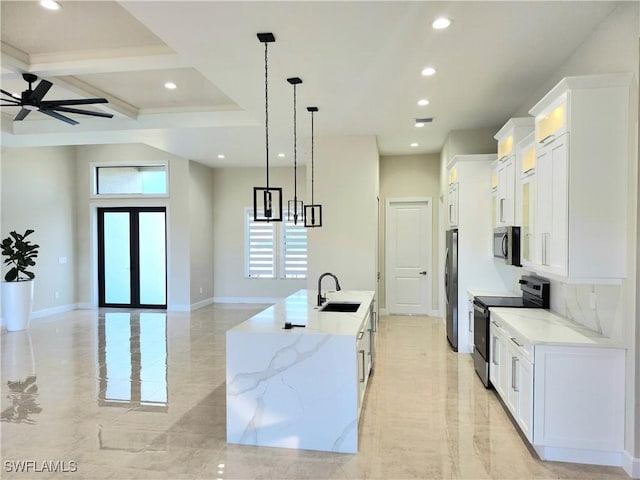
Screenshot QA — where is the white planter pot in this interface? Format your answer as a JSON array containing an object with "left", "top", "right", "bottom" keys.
[{"left": 1, "top": 280, "right": 34, "bottom": 332}]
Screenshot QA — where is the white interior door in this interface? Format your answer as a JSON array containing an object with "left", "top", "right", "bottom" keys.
[{"left": 386, "top": 198, "right": 432, "bottom": 315}]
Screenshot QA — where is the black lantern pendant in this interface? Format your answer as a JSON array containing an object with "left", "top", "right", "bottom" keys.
[
  {"left": 304, "top": 106, "right": 323, "bottom": 228},
  {"left": 253, "top": 32, "right": 283, "bottom": 222},
  {"left": 287, "top": 77, "right": 304, "bottom": 225}
]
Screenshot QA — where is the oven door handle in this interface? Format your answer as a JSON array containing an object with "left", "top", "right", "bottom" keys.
[{"left": 473, "top": 303, "right": 487, "bottom": 315}]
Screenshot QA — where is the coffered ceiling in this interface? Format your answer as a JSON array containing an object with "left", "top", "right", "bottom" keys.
[{"left": 0, "top": 1, "right": 619, "bottom": 167}]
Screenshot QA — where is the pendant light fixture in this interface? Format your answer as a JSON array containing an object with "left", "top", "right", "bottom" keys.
[
  {"left": 304, "top": 107, "right": 323, "bottom": 227},
  {"left": 253, "top": 32, "right": 283, "bottom": 222},
  {"left": 286, "top": 77, "right": 304, "bottom": 225}
]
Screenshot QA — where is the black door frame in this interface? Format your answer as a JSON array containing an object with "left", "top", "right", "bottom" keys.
[{"left": 97, "top": 207, "right": 167, "bottom": 309}]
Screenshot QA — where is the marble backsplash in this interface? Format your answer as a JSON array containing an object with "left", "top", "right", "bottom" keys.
[{"left": 517, "top": 269, "right": 626, "bottom": 343}]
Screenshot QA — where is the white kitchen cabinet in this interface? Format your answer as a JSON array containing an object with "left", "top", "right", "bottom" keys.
[
  {"left": 489, "top": 321, "right": 507, "bottom": 399},
  {"left": 357, "top": 307, "right": 373, "bottom": 415},
  {"left": 535, "top": 133, "right": 568, "bottom": 276},
  {"left": 467, "top": 298, "right": 474, "bottom": 354},
  {"left": 490, "top": 162, "right": 498, "bottom": 228},
  {"left": 517, "top": 133, "right": 537, "bottom": 267},
  {"left": 490, "top": 319, "right": 534, "bottom": 442},
  {"left": 489, "top": 307, "right": 626, "bottom": 467},
  {"left": 447, "top": 182, "right": 459, "bottom": 227},
  {"left": 493, "top": 117, "right": 534, "bottom": 227},
  {"left": 528, "top": 73, "right": 632, "bottom": 282},
  {"left": 446, "top": 154, "right": 508, "bottom": 355}
]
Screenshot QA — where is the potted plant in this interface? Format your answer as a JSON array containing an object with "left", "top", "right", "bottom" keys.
[{"left": 1, "top": 230, "right": 39, "bottom": 331}]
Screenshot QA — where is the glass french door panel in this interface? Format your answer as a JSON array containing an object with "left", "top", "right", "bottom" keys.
[
  {"left": 104, "top": 212, "right": 131, "bottom": 304},
  {"left": 138, "top": 211, "right": 166, "bottom": 305}
]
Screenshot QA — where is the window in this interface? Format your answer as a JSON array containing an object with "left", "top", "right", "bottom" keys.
[
  {"left": 282, "top": 220, "right": 307, "bottom": 279},
  {"left": 245, "top": 209, "right": 307, "bottom": 279},
  {"left": 95, "top": 165, "right": 168, "bottom": 195}
]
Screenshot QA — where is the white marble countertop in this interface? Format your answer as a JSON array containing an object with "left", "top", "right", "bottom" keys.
[
  {"left": 467, "top": 289, "right": 520, "bottom": 300},
  {"left": 227, "top": 289, "right": 375, "bottom": 336},
  {"left": 490, "top": 307, "right": 625, "bottom": 348}
]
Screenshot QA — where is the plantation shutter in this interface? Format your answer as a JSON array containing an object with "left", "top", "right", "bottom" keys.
[
  {"left": 246, "top": 211, "right": 275, "bottom": 278},
  {"left": 282, "top": 219, "right": 307, "bottom": 279}
]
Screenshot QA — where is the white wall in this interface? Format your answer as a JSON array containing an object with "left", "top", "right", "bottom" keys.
[
  {"left": 379, "top": 153, "right": 440, "bottom": 311},
  {"left": 0, "top": 146, "right": 77, "bottom": 318},
  {"left": 189, "top": 161, "right": 215, "bottom": 306},
  {"left": 305, "top": 136, "right": 379, "bottom": 295},
  {"left": 74, "top": 143, "right": 192, "bottom": 310},
  {"left": 211, "top": 166, "right": 307, "bottom": 301}
]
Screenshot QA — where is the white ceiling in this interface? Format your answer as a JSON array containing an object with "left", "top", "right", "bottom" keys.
[{"left": 0, "top": 1, "right": 619, "bottom": 167}]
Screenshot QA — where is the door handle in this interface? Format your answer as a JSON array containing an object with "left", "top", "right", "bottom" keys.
[{"left": 419, "top": 271, "right": 427, "bottom": 275}]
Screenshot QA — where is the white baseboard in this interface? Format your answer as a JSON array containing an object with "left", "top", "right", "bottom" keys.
[
  {"left": 213, "top": 296, "right": 280, "bottom": 305},
  {"left": 31, "top": 303, "right": 78, "bottom": 319},
  {"left": 190, "top": 297, "right": 215, "bottom": 311},
  {"left": 534, "top": 445, "right": 623, "bottom": 469},
  {"left": 623, "top": 450, "right": 640, "bottom": 478},
  {"left": 380, "top": 308, "right": 388, "bottom": 316}
]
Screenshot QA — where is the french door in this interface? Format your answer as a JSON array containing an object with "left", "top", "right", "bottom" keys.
[{"left": 97, "top": 207, "right": 167, "bottom": 308}]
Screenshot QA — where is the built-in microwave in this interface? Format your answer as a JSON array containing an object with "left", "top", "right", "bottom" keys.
[{"left": 493, "top": 226, "right": 521, "bottom": 267}]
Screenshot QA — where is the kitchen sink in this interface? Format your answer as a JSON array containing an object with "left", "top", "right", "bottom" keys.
[{"left": 320, "top": 302, "right": 361, "bottom": 313}]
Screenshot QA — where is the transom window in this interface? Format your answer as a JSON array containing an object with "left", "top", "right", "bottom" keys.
[{"left": 95, "top": 165, "right": 168, "bottom": 195}]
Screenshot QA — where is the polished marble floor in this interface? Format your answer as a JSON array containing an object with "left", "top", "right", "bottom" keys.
[{"left": 0, "top": 305, "right": 630, "bottom": 479}]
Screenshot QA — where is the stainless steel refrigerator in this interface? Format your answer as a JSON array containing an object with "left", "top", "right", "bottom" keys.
[{"left": 445, "top": 228, "right": 458, "bottom": 351}]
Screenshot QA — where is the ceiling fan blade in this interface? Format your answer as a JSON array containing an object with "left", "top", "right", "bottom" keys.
[
  {"left": 53, "top": 106, "right": 114, "bottom": 118},
  {"left": 14, "top": 108, "right": 31, "bottom": 121},
  {"left": 39, "top": 108, "right": 78, "bottom": 125},
  {"left": 41, "top": 98, "right": 108, "bottom": 107},
  {"left": 31, "top": 79, "right": 53, "bottom": 102},
  {"left": 1, "top": 103, "right": 21, "bottom": 106},
  {"left": 1, "top": 89, "right": 19, "bottom": 99}
]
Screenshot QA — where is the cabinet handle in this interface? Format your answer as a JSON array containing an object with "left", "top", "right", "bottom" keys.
[
  {"left": 491, "top": 320, "right": 502, "bottom": 328},
  {"left": 357, "top": 330, "right": 364, "bottom": 341},
  {"left": 511, "top": 356, "right": 519, "bottom": 392},
  {"left": 492, "top": 336, "right": 498, "bottom": 365},
  {"left": 510, "top": 337, "right": 523, "bottom": 348},
  {"left": 372, "top": 312, "right": 377, "bottom": 333},
  {"left": 500, "top": 198, "right": 505, "bottom": 222},
  {"left": 359, "top": 350, "right": 366, "bottom": 383},
  {"left": 468, "top": 310, "right": 473, "bottom": 332},
  {"left": 540, "top": 133, "right": 556, "bottom": 144}
]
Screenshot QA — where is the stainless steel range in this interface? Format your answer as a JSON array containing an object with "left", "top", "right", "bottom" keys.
[{"left": 472, "top": 275, "right": 550, "bottom": 387}]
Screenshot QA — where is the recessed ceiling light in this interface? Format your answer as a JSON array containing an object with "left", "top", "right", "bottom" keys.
[
  {"left": 410, "top": 143, "right": 419, "bottom": 148},
  {"left": 415, "top": 122, "right": 425, "bottom": 128},
  {"left": 417, "top": 99, "right": 430, "bottom": 106},
  {"left": 421, "top": 67, "right": 436, "bottom": 77},
  {"left": 164, "top": 82, "right": 177, "bottom": 90},
  {"left": 40, "top": 0, "right": 61, "bottom": 10},
  {"left": 217, "top": 154, "right": 225, "bottom": 159},
  {"left": 432, "top": 17, "right": 452, "bottom": 30},
  {"left": 278, "top": 153, "right": 285, "bottom": 158}
]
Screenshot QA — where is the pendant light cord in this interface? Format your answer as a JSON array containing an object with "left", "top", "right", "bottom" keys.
[
  {"left": 264, "top": 42, "right": 270, "bottom": 190},
  {"left": 293, "top": 83, "right": 298, "bottom": 202},
  {"left": 310, "top": 109, "right": 315, "bottom": 205}
]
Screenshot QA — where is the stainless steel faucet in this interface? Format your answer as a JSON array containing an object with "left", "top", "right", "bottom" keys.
[{"left": 317, "top": 272, "right": 341, "bottom": 306}]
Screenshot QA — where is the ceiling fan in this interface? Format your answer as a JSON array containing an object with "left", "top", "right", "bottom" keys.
[{"left": 1, "top": 73, "right": 114, "bottom": 125}]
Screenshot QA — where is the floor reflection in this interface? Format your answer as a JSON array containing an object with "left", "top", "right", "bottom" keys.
[
  {"left": 97, "top": 311, "right": 168, "bottom": 412},
  {"left": 1, "top": 331, "right": 41, "bottom": 424}
]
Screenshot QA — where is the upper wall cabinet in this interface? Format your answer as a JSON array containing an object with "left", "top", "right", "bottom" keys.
[
  {"left": 517, "top": 132, "right": 538, "bottom": 268},
  {"left": 493, "top": 118, "right": 534, "bottom": 227},
  {"left": 528, "top": 73, "right": 632, "bottom": 282}
]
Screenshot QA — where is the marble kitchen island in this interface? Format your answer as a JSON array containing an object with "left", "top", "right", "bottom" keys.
[{"left": 226, "top": 289, "right": 376, "bottom": 453}]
